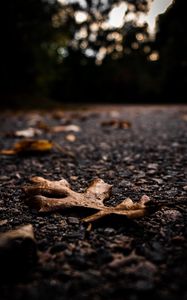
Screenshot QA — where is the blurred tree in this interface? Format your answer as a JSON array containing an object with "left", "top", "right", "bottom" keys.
[
  {"left": 1, "top": 0, "right": 60, "bottom": 96},
  {"left": 0, "top": 0, "right": 185, "bottom": 105},
  {"left": 50, "top": 0, "right": 153, "bottom": 101},
  {"left": 54, "top": 0, "right": 151, "bottom": 64}
]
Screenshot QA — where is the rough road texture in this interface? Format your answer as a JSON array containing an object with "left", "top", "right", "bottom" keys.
[{"left": 0, "top": 105, "right": 187, "bottom": 300}]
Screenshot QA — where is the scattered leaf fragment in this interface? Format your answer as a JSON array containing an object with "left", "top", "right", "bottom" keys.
[
  {"left": 0, "top": 224, "right": 35, "bottom": 246},
  {"left": 118, "top": 121, "right": 132, "bottom": 129},
  {"left": 35, "top": 120, "right": 50, "bottom": 131},
  {"left": 0, "top": 139, "right": 53, "bottom": 155},
  {"left": 52, "top": 111, "right": 65, "bottom": 120},
  {"left": 23, "top": 177, "right": 151, "bottom": 222},
  {"left": 0, "top": 224, "right": 38, "bottom": 276},
  {"left": 51, "top": 124, "right": 81, "bottom": 133},
  {"left": 0, "top": 149, "right": 16, "bottom": 155},
  {"left": 14, "top": 127, "right": 42, "bottom": 138},
  {"left": 101, "top": 120, "right": 131, "bottom": 129}
]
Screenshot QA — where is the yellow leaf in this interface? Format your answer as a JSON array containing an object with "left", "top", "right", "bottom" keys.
[
  {"left": 0, "top": 139, "right": 53, "bottom": 155},
  {"left": 15, "top": 139, "right": 53, "bottom": 152}
]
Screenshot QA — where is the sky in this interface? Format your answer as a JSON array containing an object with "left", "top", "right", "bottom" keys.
[
  {"left": 136, "top": 0, "right": 174, "bottom": 35},
  {"left": 58, "top": 0, "right": 174, "bottom": 35},
  {"left": 98, "top": 0, "right": 175, "bottom": 35}
]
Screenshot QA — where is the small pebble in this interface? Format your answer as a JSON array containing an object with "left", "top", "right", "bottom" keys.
[
  {"left": 0, "top": 220, "right": 8, "bottom": 226},
  {"left": 68, "top": 217, "right": 80, "bottom": 224},
  {"left": 162, "top": 209, "right": 182, "bottom": 223},
  {"left": 0, "top": 176, "right": 9, "bottom": 181},
  {"left": 66, "top": 134, "right": 76, "bottom": 142},
  {"left": 147, "top": 163, "right": 158, "bottom": 169}
]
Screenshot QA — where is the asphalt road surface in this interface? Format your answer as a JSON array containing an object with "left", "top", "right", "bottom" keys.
[{"left": 0, "top": 105, "right": 187, "bottom": 300}]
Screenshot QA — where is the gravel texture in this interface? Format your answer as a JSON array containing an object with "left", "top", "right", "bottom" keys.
[{"left": 0, "top": 105, "right": 187, "bottom": 300}]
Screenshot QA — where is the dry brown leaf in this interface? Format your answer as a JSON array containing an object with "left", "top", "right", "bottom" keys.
[
  {"left": 0, "top": 139, "right": 53, "bottom": 155},
  {"left": 23, "top": 177, "right": 151, "bottom": 222}
]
